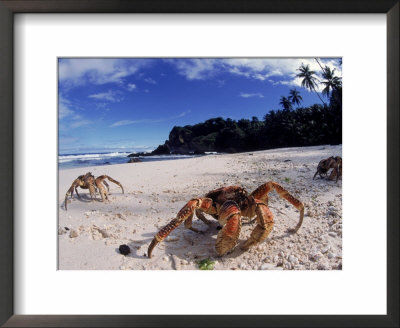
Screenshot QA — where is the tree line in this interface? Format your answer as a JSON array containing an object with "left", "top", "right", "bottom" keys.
[{"left": 150, "top": 60, "right": 342, "bottom": 155}]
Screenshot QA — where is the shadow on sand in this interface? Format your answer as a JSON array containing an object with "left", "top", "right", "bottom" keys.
[
  {"left": 140, "top": 217, "right": 298, "bottom": 266},
  {"left": 62, "top": 194, "right": 105, "bottom": 210}
]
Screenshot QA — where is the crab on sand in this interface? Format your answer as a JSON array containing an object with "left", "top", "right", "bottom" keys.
[
  {"left": 64, "top": 172, "right": 124, "bottom": 210},
  {"left": 313, "top": 156, "right": 342, "bottom": 182},
  {"left": 148, "top": 182, "right": 304, "bottom": 258}
]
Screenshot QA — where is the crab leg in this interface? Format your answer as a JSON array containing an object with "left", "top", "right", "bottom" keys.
[
  {"left": 251, "top": 181, "right": 304, "bottom": 233},
  {"left": 313, "top": 170, "right": 319, "bottom": 180},
  {"left": 64, "top": 178, "right": 83, "bottom": 210},
  {"left": 94, "top": 175, "right": 124, "bottom": 202},
  {"left": 96, "top": 175, "right": 124, "bottom": 194},
  {"left": 74, "top": 186, "right": 81, "bottom": 198},
  {"left": 329, "top": 163, "right": 341, "bottom": 182},
  {"left": 314, "top": 159, "right": 325, "bottom": 180},
  {"left": 184, "top": 213, "right": 202, "bottom": 233},
  {"left": 241, "top": 200, "right": 274, "bottom": 251},
  {"left": 102, "top": 180, "right": 110, "bottom": 192},
  {"left": 195, "top": 210, "right": 213, "bottom": 225},
  {"left": 64, "top": 184, "right": 76, "bottom": 210},
  {"left": 328, "top": 169, "right": 337, "bottom": 182},
  {"left": 87, "top": 182, "right": 97, "bottom": 201},
  {"left": 314, "top": 169, "right": 327, "bottom": 180},
  {"left": 147, "top": 198, "right": 214, "bottom": 258},
  {"left": 215, "top": 200, "right": 242, "bottom": 256},
  {"left": 94, "top": 178, "right": 108, "bottom": 202}
]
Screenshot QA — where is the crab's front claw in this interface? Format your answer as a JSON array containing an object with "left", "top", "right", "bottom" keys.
[
  {"left": 240, "top": 225, "right": 271, "bottom": 251},
  {"left": 215, "top": 201, "right": 241, "bottom": 256},
  {"left": 241, "top": 201, "right": 274, "bottom": 251}
]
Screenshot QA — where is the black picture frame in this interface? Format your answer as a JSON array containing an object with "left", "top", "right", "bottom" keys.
[{"left": 0, "top": 1, "right": 398, "bottom": 327}]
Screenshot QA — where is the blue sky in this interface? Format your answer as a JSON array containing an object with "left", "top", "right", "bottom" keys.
[{"left": 59, "top": 58, "right": 342, "bottom": 154}]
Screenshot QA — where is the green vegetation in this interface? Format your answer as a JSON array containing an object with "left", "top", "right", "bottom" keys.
[
  {"left": 289, "top": 88, "right": 303, "bottom": 108},
  {"left": 296, "top": 63, "right": 326, "bottom": 105},
  {"left": 284, "top": 177, "right": 291, "bottom": 183},
  {"left": 149, "top": 60, "right": 342, "bottom": 155},
  {"left": 198, "top": 258, "right": 215, "bottom": 270}
]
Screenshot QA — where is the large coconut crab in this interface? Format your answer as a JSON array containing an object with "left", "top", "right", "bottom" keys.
[
  {"left": 147, "top": 182, "right": 304, "bottom": 258},
  {"left": 64, "top": 172, "right": 124, "bottom": 210},
  {"left": 313, "top": 156, "right": 342, "bottom": 182}
]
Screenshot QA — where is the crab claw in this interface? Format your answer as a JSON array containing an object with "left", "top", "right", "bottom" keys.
[{"left": 215, "top": 201, "right": 242, "bottom": 256}]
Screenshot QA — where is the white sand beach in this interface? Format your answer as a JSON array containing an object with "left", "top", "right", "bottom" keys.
[{"left": 58, "top": 145, "right": 342, "bottom": 270}]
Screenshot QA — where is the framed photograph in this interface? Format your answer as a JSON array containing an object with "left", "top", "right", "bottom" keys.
[
  {"left": 58, "top": 56, "right": 343, "bottom": 271},
  {"left": 1, "top": 0, "right": 398, "bottom": 327}
]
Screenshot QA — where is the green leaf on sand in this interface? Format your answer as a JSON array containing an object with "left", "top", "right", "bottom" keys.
[{"left": 198, "top": 258, "right": 215, "bottom": 270}]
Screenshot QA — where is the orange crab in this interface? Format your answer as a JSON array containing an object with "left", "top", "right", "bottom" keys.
[{"left": 148, "top": 182, "right": 304, "bottom": 257}]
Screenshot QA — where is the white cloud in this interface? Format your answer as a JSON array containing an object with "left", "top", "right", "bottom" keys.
[
  {"left": 226, "top": 58, "right": 342, "bottom": 92},
  {"left": 59, "top": 95, "right": 75, "bottom": 119},
  {"left": 110, "top": 120, "right": 139, "bottom": 127},
  {"left": 167, "top": 58, "right": 342, "bottom": 92},
  {"left": 170, "top": 59, "right": 219, "bottom": 80},
  {"left": 88, "top": 90, "right": 123, "bottom": 102},
  {"left": 70, "top": 120, "right": 93, "bottom": 128},
  {"left": 110, "top": 110, "right": 191, "bottom": 128},
  {"left": 59, "top": 58, "right": 151, "bottom": 87},
  {"left": 95, "top": 102, "right": 111, "bottom": 111},
  {"left": 110, "top": 119, "right": 161, "bottom": 127},
  {"left": 59, "top": 95, "right": 83, "bottom": 120},
  {"left": 144, "top": 77, "right": 157, "bottom": 84},
  {"left": 175, "top": 110, "right": 191, "bottom": 118},
  {"left": 127, "top": 83, "right": 137, "bottom": 91},
  {"left": 239, "top": 92, "right": 264, "bottom": 98}
]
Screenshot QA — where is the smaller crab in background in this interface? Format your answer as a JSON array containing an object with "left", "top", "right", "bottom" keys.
[
  {"left": 313, "top": 156, "right": 342, "bottom": 183},
  {"left": 64, "top": 172, "right": 124, "bottom": 210}
]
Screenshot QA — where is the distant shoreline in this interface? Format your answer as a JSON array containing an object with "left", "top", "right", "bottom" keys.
[
  {"left": 57, "top": 144, "right": 340, "bottom": 171},
  {"left": 58, "top": 152, "right": 210, "bottom": 170}
]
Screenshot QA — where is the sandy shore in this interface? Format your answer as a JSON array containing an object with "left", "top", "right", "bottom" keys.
[{"left": 58, "top": 145, "right": 342, "bottom": 270}]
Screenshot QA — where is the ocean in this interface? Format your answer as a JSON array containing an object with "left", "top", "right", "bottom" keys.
[{"left": 58, "top": 151, "right": 206, "bottom": 169}]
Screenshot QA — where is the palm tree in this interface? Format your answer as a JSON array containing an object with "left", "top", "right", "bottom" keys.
[
  {"left": 279, "top": 96, "right": 293, "bottom": 111},
  {"left": 321, "top": 65, "right": 342, "bottom": 98},
  {"left": 288, "top": 88, "right": 303, "bottom": 107},
  {"left": 296, "top": 63, "right": 326, "bottom": 105}
]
